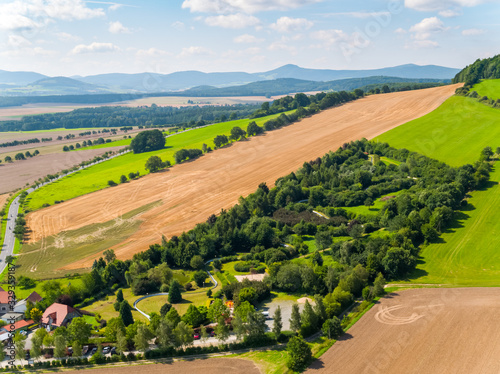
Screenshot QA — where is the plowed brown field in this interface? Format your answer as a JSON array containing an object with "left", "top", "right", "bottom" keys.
[
  {"left": 62, "top": 358, "right": 260, "bottom": 374},
  {"left": 306, "top": 288, "right": 500, "bottom": 374},
  {"left": 26, "top": 84, "right": 460, "bottom": 270}
]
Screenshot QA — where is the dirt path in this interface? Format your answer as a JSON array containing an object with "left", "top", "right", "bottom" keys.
[
  {"left": 61, "top": 358, "right": 260, "bottom": 374},
  {"left": 26, "top": 84, "right": 460, "bottom": 270},
  {"left": 306, "top": 288, "right": 500, "bottom": 374}
]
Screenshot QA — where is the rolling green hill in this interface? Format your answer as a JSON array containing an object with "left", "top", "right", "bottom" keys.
[
  {"left": 376, "top": 95, "right": 500, "bottom": 167},
  {"left": 376, "top": 84, "right": 500, "bottom": 286},
  {"left": 472, "top": 79, "right": 500, "bottom": 101}
]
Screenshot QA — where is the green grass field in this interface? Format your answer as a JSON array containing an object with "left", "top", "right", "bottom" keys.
[
  {"left": 473, "top": 79, "right": 500, "bottom": 100},
  {"left": 375, "top": 95, "right": 500, "bottom": 167},
  {"left": 376, "top": 88, "right": 500, "bottom": 286},
  {"left": 25, "top": 112, "right": 291, "bottom": 211},
  {"left": 406, "top": 165, "right": 500, "bottom": 286}
]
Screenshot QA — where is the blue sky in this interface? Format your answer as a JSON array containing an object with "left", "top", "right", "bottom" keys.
[{"left": 0, "top": 0, "right": 499, "bottom": 76}]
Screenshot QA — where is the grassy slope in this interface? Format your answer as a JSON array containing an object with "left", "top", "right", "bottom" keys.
[
  {"left": 376, "top": 93, "right": 500, "bottom": 285},
  {"left": 473, "top": 79, "right": 500, "bottom": 100},
  {"left": 376, "top": 96, "right": 500, "bottom": 167},
  {"left": 25, "top": 112, "right": 290, "bottom": 211}
]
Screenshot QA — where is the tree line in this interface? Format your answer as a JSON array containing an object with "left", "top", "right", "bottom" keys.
[{"left": 453, "top": 54, "right": 500, "bottom": 86}]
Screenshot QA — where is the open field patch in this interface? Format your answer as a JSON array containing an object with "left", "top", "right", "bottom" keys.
[
  {"left": 307, "top": 288, "right": 500, "bottom": 374},
  {"left": 473, "top": 79, "right": 500, "bottom": 100},
  {"left": 16, "top": 201, "right": 161, "bottom": 279},
  {"left": 24, "top": 85, "right": 459, "bottom": 271},
  {"left": 375, "top": 95, "right": 500, "bottom": 167}
]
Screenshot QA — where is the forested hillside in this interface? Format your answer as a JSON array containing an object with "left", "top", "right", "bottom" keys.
[{"left": 452, "top": 54, "right": 500, "bottom": 85}]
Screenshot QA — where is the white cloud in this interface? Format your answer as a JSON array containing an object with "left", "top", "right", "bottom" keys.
[
  {"left": 410, "top": 40, "right": 439, "bottom": 48},
  {"left": 395, "top": 27, "right": 407, "bottom": 34},
  {"left": 234, "top": 34, "right": 264, "bottom": 43},
  {"left": 56, "top": 32, "right": 81, "bottom": 41},
  {"left": 268, "top": 41, "right": 297, "bottom": 55},
  {"left": 310, "top": 29, "right": 352, "bottom": 45},
  {"left": 405, "top": 0, "right": 486, "bottom": 11},
  {"left": 270, "top": 17, "right": 313, "bottom": 33},
  {"left": 136, "top": 48, "right": 169, "bottom": 57},
  {"left": 0, "top": 0, "right": 104, "bottom": 31},
  {"left": 438, "top": 9, "right": 462, "bottom": 17},
  {"left": 182, "top": 0, "right": 323, "bottom": 14},
  {"left": 171, "top": 21, "right": 186, "bottom": 31},
  {"left": 8, "top": 34, "right": 31, "bottom": 47},
  {"left": 409, "top": 17, "right": 446, "bottom": 40},
  {"left": 71, "top": 42, "right": 120, "bottom": 54},
  {"left": 204, "top": 13, "right": 260, "bottom": 28},
  {"left": 179, "top": 46, "right": 214, "bottom": 57},
  {"left": 109, "top": 21, "right": 131, "bottom": 34},
  {"left": 323, "top": 11, "right": 391, "bottom": 19},
  {"left": 462, "top": 28, "right": 485, "bottom": 35}
]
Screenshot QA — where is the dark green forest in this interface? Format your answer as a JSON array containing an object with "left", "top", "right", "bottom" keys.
[{"left": 453, "top": 54, "right": 500, "bottom": 85}]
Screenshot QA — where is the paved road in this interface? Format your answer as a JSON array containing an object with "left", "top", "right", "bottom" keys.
[{"left": 0, "top": 193, "right": 21, "bottom": 275}]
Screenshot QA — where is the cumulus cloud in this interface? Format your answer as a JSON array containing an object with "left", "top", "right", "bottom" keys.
[
  {"left": 270, "top": 17, "right": 313, "bottom": 33},
  {"left": 71, "top": 42, "right": 119, "bottom": 54},
  {"left": 394, "top": 27, "right": 407, "bottom": 34},
  {"left": 310, "top": 29, "right": 352, "bottom": 45},
  {"left": 411, "top": 40, "right": 439, "bottom": 48},
  {"left": 233, "top": 34, "right": 264, "bottom": 43},
  {"left": 182, "top": 0, "right": 323, "bottom": 14},
  {"left": 8, "top": 34, "right": 32, "bottom": 48},
  {"left": 405, "top": 0, "right": 486, "bottom": 11},
  {"left": 179, "top": 46, "right": 214, "bottom": 57},
  {"left": 323, "top": 11, "right": 391, "bottom": 19},
  {"left": 438, "top": 9, "right": 462, "bottom": 17},
  {"left": 462, "top": 28, "right": 485, "bottom": 35},
  {"left": 109, "top": 21, "right": 131, "bottom": 34},
  {"left": 56, "top": 32, "right": 81, "bottom": 41},
  {"left": 136, "top": 48, "right": 169, "bottom": 57},
  {"left": 0, "top": 0, "right": 104, "bottom": 31},
  {"left": 409, "top": 17, "right": 446, "bottom": 40},
  {"left": 267, "top": 41, "right": 297, "bottom": 55},
  {"left": 204, "top": 13, "right": 260, "bottom": 28}
]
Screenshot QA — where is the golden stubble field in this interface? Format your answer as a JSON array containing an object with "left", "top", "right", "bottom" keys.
[
  {"left": 25, "top": 84, "right": 460, "bottom": 270},
  {"left": 307, "top": 288, "right": 500, "bottom": 374}
]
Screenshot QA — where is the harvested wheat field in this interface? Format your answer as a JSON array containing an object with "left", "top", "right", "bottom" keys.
[
  {"left": 26, "top": 84, "right": 459, "bottom": 270},
  {"left": 63, "top": 358, "right": 260, "bottom": 374},
  {"left": 0, "top": 147, "right": 122, "bottom": 194},
  {"left": 307, "top": 288, "right": 500, "bottom": 374}
]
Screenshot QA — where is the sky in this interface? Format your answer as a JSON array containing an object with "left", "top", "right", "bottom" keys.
[{"left": 0, "top": 0, "right": 499, "bottom": 76}]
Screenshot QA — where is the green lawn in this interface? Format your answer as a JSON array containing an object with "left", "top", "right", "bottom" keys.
[
  {"left": 473, "top": 79, "right": 500, "bottom": 100},
  {"left": 2, "top": 276, "right": 84, "bottom": 300},
  {"left": 25, "top": 112, "right": 292, "bottom": 211},
  {"left": 406, "top": 165, "right": 500, "bottom": 286},
  {"left": 376, "top": 87, "right": 500, "bottom": 286},
  {"left": 341, "top": 189, "right": 406, "bottom": 217},
  {"left": 375, "top": 95, "right": 500, "bottom": 167}
]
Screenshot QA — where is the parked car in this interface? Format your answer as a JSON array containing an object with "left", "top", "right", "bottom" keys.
[
  {"left": 66, "top": 347, "right": 73, "bottom": 356},
  {"left": 193, "top": 334, "right": 200, "bottom": 340},
  {"left": 210, "top": 330, "right": 215, "bottom": 337},
  {"left": 110, "top": 347, "right": 118, "bottom": 356},
  {"left": 25, "top": 351, "right": 30, "bottom": 360},
  {"left": 102, "top": 346, "right": 111, "bottom": 354},
  {"left": 261, "top": 311, "right": 270, "bottom": 320},
  {"left": 90, "top": 347, "right": 97, "bottom": 356},
  {"left": 82, "top": 345, "right": 89, "bottom": 355}
]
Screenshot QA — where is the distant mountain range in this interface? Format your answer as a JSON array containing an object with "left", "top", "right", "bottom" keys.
[{"left": 0, "top": 63, "right": 460, "bottom": 96}]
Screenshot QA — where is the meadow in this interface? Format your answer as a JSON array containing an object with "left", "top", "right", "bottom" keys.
[
  {"left": 472, "top": 78, "right": 500, "bottom": 100},
  {"left": 376, "top": 95, "right": 500, "bottom": 167},
  {"left": 377, "top": 91, "right": 500, "bottom": 286},
  {"left": 25, "top": 112, "right": 290, "bottom": 211}
]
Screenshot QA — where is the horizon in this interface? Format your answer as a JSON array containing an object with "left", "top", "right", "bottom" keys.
[
  {"left": 0, "top": 62, "right": 462, "bottom": 78},
  {"left": 0, "top": 0, "right": 497, "bottom": 76}
]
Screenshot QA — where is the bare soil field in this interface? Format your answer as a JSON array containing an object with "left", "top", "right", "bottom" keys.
[
  {"left": 62, "top": 358, "right": 260, "bottom": 374},
  {"left": 26, "top": 84, "right": 460, "bottom": 270},
  {"left": 0, "top": 147, "right": 122, "bottom": 194},
  {"left": 0, "top": 193, "right": 9, "bottom": 208},
  {"left": 307, "top": 288, "right": 500, "bottom": 374}
]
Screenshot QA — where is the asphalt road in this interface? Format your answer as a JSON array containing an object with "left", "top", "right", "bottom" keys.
[{"left": 0, "top": 193, "right": 21, "bottom": 275}]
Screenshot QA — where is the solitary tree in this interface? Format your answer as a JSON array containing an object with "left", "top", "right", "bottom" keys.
[
  {"left": 168, "top": 280, "right": 182, "bottom": 303},
  {"left": 120, "top": 175, "right": 127, "bottom": 183},
  {"left": 272, "top": 306, "right": 283, "bottom": 339},
  {"left": 322, "top": 317, "right": 343, "bottom": 339},
  {"left": 116, "top": 330, "right": 128, "bottom": 354},
  {"left": 364, "top": 197, "right": 374, "bottom": 210},
  {"left": 73, "top": 340, "right": 83, "bottom": 357},
  {"left": 14, "top": 333, "right": 27, "bottom": 363},
  {"left": 119, "top": 301, "right": 134, "bottom": 327},
  {"left": 134, "top": 324, "right": 153, "bottom": 352},
  {"left": 193, "top": 270, "right": 206, "bottom": 287},
  {"left": 286, "top": 336, "right": 312, "bottom": 371},
  {"left": 215, "top": 316, "right": 230, "bottom": 342},
  {"left": 54, "top": 335, "right": 67, "bottom": 358},
  {"left": 190, "top": 255, "right": 204, "bottom": 270},
  {"left": 373, "top": 272, "right": 386, "bottom": 297},
  {"left": 290, "top": 303, "right": 301, "bottom": 333},
  {"left": 68, "top": 317, "right": 92, "bottom": 345},
  {"left": 104, "top": 249, "right": 116, "bottom": 264},
  {"left": 145, "top": 155, "right": 166, "bottom": 173},
  {"left": 30, "top": 335, "right": 43, "bottom": 361},
  {"left": 130, "top": 130, "right": 165, "bottom": 153},
  {"left": 160, "top": 302, "right": 172, "bottom": 317},
  {"left": 173, "top": 321, "right": 194, "bottom": 348}
]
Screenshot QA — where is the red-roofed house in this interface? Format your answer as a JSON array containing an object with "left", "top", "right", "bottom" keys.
[
  {"left": 26, "top": 291, "right": 43, "bottom": 304},
  {"left": 0, "top": 289, "right": 11, "bottom": 315},
  {"left": 41, "top": 303, "right": 82, "bottom": 330}
]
